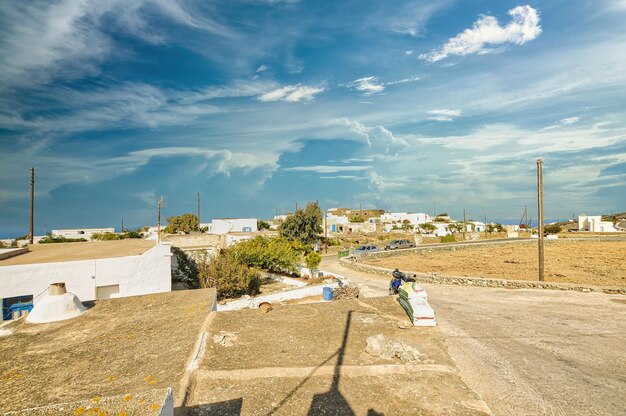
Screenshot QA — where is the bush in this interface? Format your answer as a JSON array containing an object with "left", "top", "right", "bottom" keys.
[
  {"left": 39, "top": 235, "right": 87, "bottom": 244},
  {"left": 198, "top": 250, "right": 261, "bottom": 300},
  {"left": 91, "top": 232, "right": 121, "bottom": 240},
  {"left": 228, "top": 236, "right": 304, "bottom": 274},
  {"left": 486, "top": 223, "right": 504, "bottom": 233},
  {"left": 544, "top": 224, "right": 562, "bottom": 235},
  {"left": 349, "top": 216, "right": 365, "bottom": 223},
  {"left": 305, "top": 251, "right": 322, "bottom": 269},
  {"left": 257, "top": 220, "right": 271, "bottom": 231},
  {"left": 440, "top": 235, "right": 456, "bottom": 243}
]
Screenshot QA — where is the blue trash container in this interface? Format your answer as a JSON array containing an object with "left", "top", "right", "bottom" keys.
[{"left": 323, "top": 287, "right": 334, "bottom": 301}]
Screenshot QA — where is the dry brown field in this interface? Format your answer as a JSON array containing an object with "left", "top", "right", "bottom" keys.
[{"left": 364, "top": 240, "right": 626, "bottom": 287}]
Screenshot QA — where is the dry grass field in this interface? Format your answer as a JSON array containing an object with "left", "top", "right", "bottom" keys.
[{"left": 364, "top": 240, "right": 626, "bottom": 287}]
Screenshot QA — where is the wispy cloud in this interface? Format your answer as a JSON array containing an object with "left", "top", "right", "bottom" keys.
[
  {"left": 560, "top": 116, "right": 580, "bottom": 125},
  {"left": 420, "top": 5, "right": 542, "bottom": 62},
  {"left": 427, "top": 109, "right": 461, "bottom": 121},
  {"left": 283, "top": 165, "right": 371, "bottom": 173},
  {"left": 256, "top": 64, "right": 268, "bottom": 73},
  {"left": 257, "top": 84, "right": 325, "bottom": 102},
  {"left": 386, "top": 76, "right": 421, "bottom": 86},
  {"left": 347, "top": 76, "right": 385, "bottom": 95},
  {"left": 0, "top": 0, "right": 235, "bottom": 88}
]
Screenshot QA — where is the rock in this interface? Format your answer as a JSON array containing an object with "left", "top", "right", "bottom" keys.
[
  {"left": 259, "top": 302, "right": 273, "bottom": 313},
  {"left": 365, "top": 334, "right": 431, "bottom": 363}
]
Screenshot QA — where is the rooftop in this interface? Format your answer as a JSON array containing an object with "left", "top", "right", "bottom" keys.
[
  {"left": 187, "top": 296, "right": 490, "bottom": 415},
  {"left": 0, "top": 288, "right": 215, "bottom": 413},
  {"left": 0, "top": 239, "right": 157, "bottom": 266}
]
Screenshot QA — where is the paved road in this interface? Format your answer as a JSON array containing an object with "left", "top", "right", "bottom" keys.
[{"left": 321, "top": 255, "right": 626, "bottom": 416}]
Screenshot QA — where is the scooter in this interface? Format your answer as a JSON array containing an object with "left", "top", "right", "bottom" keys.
[{"left": 389, "top": 268, "right": 416, "bottom": 295}]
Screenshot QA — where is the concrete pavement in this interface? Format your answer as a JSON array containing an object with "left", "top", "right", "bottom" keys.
[{"left": 320, "top": 254, "right": 626, "bottom": 416}]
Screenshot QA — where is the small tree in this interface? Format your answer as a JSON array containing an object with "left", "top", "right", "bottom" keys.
[
  {"left": 258, "top": 220, "right": 271, "bottom": 231},
  {"left": 198, "top": 250, "right": 261, "bottom": 300},
  {"left": 305, "top": 251, "right": 322, "bottom": 270},
  {"left": 171, "top": 247, "right": 200, "bottom": 289},
  {"left": 228, "top": 236, "right": 304, "bottom": 274},
  {"left": 447, "top": 222, "right": 465, "bottom": 234},
  {"left": 401, "top": 219, "right": 414, "bottom": 231},
  {"left": 544, "top": 224, "right": 562, "bottom": 235},
  {"left": 279, "top": 202, "right": 323, "bottom": 245},
  {"left": 165, "top": 213, "right": 199, "bottom": 234},
  {"left": 418, "top": 223, "right": 436, "bottom": 234},
  {"left": 486, "top": 223, "right": 504, "bottom": 233}
]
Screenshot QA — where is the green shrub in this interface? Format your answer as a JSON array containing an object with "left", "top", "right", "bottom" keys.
[
  {"left": 39, "top": 235, "right": 87, "bottom": 244},
  {"left": 349, "top": 216, "right": 365, "bottom": 223},
  {"left": 227, "top": 236, "right": 304, "bottom": 274},
  {"left": 91, "top": 232, "right": 121, "bottom": 240},
  {"left": 440, "top": 235, "right": 456, "bottom": 243},
  {"left": 257, "top": 220, "right": 271, "bottom": 231},
  {"left": 278, "top": 202, "right": 323, "bottom": 245},
  {"left": 544, "top": 224, "right": 562, "bottom": 235},
  {"left": 305, "top": 251, "right": 322, "bottom": 269},
  {"left": 198, "top": 250, "right": 261, "bottom": 300}
]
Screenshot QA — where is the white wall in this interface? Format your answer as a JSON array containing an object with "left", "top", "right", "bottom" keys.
[
  {"left": 0, "top": 243, "right": 172, "bottom": 307},
  {"left": 207, "top": 218, "right": 258, "bottom": 234},
  {"left": 380, "top": 213, "right": 430, "bottom": 225}
]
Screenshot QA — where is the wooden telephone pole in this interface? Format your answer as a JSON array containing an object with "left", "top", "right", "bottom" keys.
[
  {"left": 29, "top": 167, "right": 35, "bottom": 244},
  {"left": 537, "top": 159, "right": 545, "bottom": 281},
  {"left": 462, "top": 208, "right": 467, "bottom": 241},
  {"left": 197, "top": 192, "right": 201, "bottom": 224},
  {"left": 157, "top": 196, "right": 164, "bottom": 244}
]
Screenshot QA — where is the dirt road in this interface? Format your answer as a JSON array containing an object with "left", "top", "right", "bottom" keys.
[{"left": 321, "top": 255, "right": 626, "bottom": 416}]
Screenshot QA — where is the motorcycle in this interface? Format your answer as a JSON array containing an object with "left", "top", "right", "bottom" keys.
[{"left": 389, "top": 268, "right": 416, "bottom": 295}]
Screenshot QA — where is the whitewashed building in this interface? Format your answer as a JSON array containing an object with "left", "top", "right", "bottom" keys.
[
  {"left": 202, "top": 218, "right": 258, "bottom": 235},
  {"left": 51, "top": 228, "right": 115, "bottom": 240},
  {"left": 1, "top": 243, "right": 172, "bottom": 320},
  {"left": 578, "top": 215, "right": 618, "bottom": 232},
  {"left": 380, "top": 212, "right": 431, "bottom": 226}
]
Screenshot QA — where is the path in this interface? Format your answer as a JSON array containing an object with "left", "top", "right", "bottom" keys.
[{"left": 320, "top": 254, "right": 626, "bottom": 416}]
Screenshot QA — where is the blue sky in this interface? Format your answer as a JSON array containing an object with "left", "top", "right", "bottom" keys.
[{"left": 1, "top": 0, "right": 626, "bottom": 236}]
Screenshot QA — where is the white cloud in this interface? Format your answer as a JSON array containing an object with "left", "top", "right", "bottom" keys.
[
  {"left": 427, "top": 109, "right": 461, "bottom": 121},
  {"left": 257, "top": 84, "right": 325, "bottom": 102},
  {"left": 256, "top": 64, "right": 268, "bottom": 73},
  {"left": 386, "top": 76, "right": 421, "bottom": 86},
  {"left": 347, "top": 76, "right": 385, "bottom": 95},
  {"left": 560, "top": 116, "right": 580, "bottom": 125},
  {"left": 405, "top": 50, "right": 414, "bottom": 55},
  {"left": 420, "top": 5, "right": 542, "bottom": 62},
  {"left": 368, "top": 171, "right": 386, "bottom": 192},
  {"left": 332, "top": 118, "right": 409, "bottom": 154},
  {"left": 283, "top": 165, "right": 371, "bottom": 173}
]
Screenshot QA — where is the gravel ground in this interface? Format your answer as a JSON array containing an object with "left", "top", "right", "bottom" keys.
[{"left": 364, "top": 240, "right": 626, "bottom": 287}]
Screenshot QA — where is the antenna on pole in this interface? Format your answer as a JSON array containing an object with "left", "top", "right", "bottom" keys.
[
  {"left": 197, "top": 192, "right": 201, "bottom": 225},
  {"left": 463, "top": 208, "right": 467, "bottom": 241},
  {"left": 537, "top": 159, "right": 545, "bottom": 282},
  {"left": 29, "top": 167, "right": 35, "bottom": 244}
]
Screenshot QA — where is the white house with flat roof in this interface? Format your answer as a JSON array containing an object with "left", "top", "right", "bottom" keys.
[
  {"left": 0, "top": 242, "right": 172, "bottom": 321},
  {"left": 578, "top": 215, "right": 618, "bottom": 232},
  {"left": 380, "top": 212, "right": 431, "bottom": 226},
  {"left": 202, "top": 218, "right": 258, "bottom": 235}
]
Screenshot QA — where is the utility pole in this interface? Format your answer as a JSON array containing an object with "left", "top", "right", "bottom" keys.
[
  {"left": 157, "top": 196, "right": 164, "bottom": 244},
  {"left": 197, "top": 192, "right": 201, "bottom": 224},
  {"left": 537, "top": 159, "right": 545, "bottom": 281},
  {"left": 121, "top": 218, "right": 124, "bottom": 232},
  {"left": 29, "top": 167, "right": 35, "bottom": 244},
  {"left": 484, "top": 213, "right": 487, "bottom": 235},
  {"left": 324, "top": 209, "right": 328, "bottom": 253},
  {"left": 463, "top": 208, "right": 467, "bottom": 241}
]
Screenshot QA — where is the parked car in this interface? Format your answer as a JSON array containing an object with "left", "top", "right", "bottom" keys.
[
  {"left": 384, "top": 239, "right": 416, "bottom": 250},
  {"left": 350, "top": 245, "right": 380, "bottom": 256}
]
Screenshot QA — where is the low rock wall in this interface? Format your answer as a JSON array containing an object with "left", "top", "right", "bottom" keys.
[{"left": 340, "top": 257, "right": 626, "bottom": 295}]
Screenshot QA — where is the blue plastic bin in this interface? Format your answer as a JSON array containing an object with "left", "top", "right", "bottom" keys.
[{"left": 323, "top": 287, "right": 334, "bottom": 301}]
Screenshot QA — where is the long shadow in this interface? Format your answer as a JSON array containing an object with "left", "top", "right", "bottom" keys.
[{"left": 184, "top": 309, "right": 383, "bottom": 415}]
